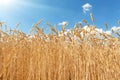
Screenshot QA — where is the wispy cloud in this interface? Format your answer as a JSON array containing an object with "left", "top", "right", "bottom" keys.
[
  {"left": 111, "top": 26, "right": 120, "bottom": 31},
  {"left": 82, "top": 3, "right": 92, "bottom": 13},
  {"left": 13, "top": 1, "right": 61, "bottom": 12},
  {"left": 58, "top": 21, "right": 68, "bottom": 26},
  {"left": 83, "top": 25, "right": 120, "bottom": 35}
]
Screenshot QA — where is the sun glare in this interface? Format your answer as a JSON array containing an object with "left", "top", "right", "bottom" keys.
[{"left": 0, "top": 0, "right": 13, "bottom": 6}]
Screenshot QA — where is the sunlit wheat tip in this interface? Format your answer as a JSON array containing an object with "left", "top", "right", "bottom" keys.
[{"left": 90, "top": 13, "right": 94, "bottom": 24}]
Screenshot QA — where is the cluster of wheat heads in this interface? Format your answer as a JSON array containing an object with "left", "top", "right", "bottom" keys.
[{"left": 0, "top": 15, "right": 120, "bottom": 80}]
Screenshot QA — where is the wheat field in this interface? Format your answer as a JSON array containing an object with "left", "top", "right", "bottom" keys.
[{"left": 0, "top": 18, "right": 120, "bottom": 80}]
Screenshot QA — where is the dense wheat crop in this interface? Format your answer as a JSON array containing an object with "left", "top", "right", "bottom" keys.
[{"left": 0, "top": 18, "right": 120, "bottom": 80}]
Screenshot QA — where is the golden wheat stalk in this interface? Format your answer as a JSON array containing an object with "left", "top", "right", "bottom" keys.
[
  {"left": 118, "top": 20, "right": 120, "bottom": 25},
  {"left": 79, "top": 22, "right": 83, "bottom": 28},
  {"left": 83, "top": 20, "right": 88, "bottom": 24},
  {"left": 74, "top": 23, "right": 79, "bottom": 29},
  {"left": 90, "top": 13, "right": 94, "bottom": 24},
  {"left": 46, "top": 23, "right": 58, "bottom": 34},
  {"left": 104, "top": 22, "right": 109, "bottom": 30}
]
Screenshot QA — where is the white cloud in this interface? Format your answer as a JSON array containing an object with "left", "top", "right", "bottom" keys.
[
  {"left": 58, "top": 25, "right": 120, "bottom": 38},
  {"left": 105, "top": 31, "right": 111, "bottom": 34},
  {"left": 56, "top": 25, "right": 120, "bottom": 44},
  {"left": 83, "top": 25, "right": 120, "bottom": 35},
  {"left": 58, "top": 21, "right": 68, "bottom": 26},
  {"left": 82, "top": 3, "right": 92, "bottom": 13},
  {"left": 96, "top": 28, "right": 103, "bottom": 33},
  {"left": 83, "top": 25, "right": 112, "bottom": 35},
  {"left": 111, "top": 26, "right": 120, "bottom": 31}
]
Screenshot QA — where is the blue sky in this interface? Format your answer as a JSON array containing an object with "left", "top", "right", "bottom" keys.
[{"left": 0, "top": 0, "right": 120, "bottom": 34}]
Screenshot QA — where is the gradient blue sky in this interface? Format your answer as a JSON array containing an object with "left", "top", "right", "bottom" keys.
[{"left": 0, "top": 0, "right": 120, "bottom": 33}]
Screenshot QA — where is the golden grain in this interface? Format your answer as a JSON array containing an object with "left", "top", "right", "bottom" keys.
[
  {"left": 0, "top": 18, "right": 120, "bottom": 80},
  {"left": 90, "top": 13, "right": 94, "bottom": 24},
  {"left": 104, "top": 22, "right": 109, "bottom": 30}
]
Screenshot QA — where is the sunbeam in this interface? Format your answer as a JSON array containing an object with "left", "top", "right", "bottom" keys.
[{"left": 0, "top": 0, "right": 14, "bottom": 6}]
